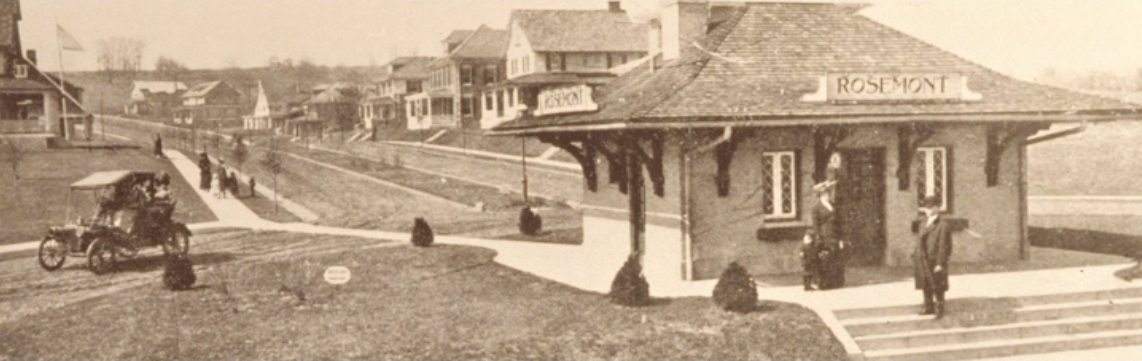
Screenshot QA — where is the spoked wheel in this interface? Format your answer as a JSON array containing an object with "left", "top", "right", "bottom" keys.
[
  {"left": 87, "top": 238, "right": 117, "bottom": 275},
  {"left": 37, "top": 236, "right": 67, "bottom": 271},
  {"left": 163, "top": 230, "right": 191, "bottom": 256}
]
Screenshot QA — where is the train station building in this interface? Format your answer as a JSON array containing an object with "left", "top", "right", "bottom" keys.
[{"left": 490, "top": 1, "right": 1142, "bottom": 283}]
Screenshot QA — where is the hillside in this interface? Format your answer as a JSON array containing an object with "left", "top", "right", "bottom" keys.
[{"left": 66, "top": 64, "right": 385, "bottom": 116}]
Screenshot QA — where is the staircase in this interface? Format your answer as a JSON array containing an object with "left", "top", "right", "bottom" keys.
[{"left": 835, "top": 287, "right": 1142, "bottom": 360}]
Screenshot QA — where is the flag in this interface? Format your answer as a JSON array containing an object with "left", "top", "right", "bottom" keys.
[{"left": 57, "top": 25, "right": 84, "bottom": 52}]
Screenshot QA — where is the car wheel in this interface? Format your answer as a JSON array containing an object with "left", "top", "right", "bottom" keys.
[
  {"left": 38, "top": 236, "right": 67, "bottom": 271},
  {"left": 87, "top": 238, "right": 117, "bottom": 275}
]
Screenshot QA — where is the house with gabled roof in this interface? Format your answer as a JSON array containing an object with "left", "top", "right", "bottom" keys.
[
  {"left": 489, "top": 1, "right": 1142, "bottom": 287},
  {"left": 172, "top": 80, "right": 243, "bottom": 126},
  {"left": 404, "top": 25, "right": 508, "bottom": 130},
  {"left": 0, "top": 0, "right": 88, "bottom": 145},
  {"left": 480, "top": 1, "right": 648, "bottom": 129},
  {"left": 360, "top": 56, "right": 433, "bottom": 134},
  {"left": 125, "top": 80, "right": 187, "bottom": 117}
]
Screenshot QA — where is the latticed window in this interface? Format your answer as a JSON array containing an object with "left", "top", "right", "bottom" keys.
[
  {"left": 917, "top": 147, "right": 949, "bottom": 211},
  {"left": 762, "top": 151, "right": 798, "bottom": 219}
]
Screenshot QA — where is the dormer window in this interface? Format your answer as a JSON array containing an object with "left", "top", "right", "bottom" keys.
[{"left": 14, "top": 64, "right": 28, "bottom": 78}]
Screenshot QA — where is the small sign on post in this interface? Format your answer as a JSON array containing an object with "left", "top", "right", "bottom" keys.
[{"left": 323, "top": 266, "right": 351, "bottom": 285}]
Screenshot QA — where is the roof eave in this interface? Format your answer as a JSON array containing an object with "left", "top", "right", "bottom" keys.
[{"left": 487, "top": 109, "right": 1142, "bottom": 136}]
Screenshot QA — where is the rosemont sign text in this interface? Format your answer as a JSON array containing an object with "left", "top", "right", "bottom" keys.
[
  {"left": 535, "top": 84, "right": 599, "bottom": 116},
  {"left": 801, "top": 73, "right": 982, "bottom": 102}
]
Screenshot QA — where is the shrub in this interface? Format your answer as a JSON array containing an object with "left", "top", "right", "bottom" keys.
[
  {"left": 609, "top": 254, "right": 650, "bottom": 307},
  {"left": 162, "top": 254, "right": 196, "bottom": 291},
  {"left": 412, "top": 217, "right": 434, "bottom": 247},
  {"left": 713, "top": 262, "right": 758, "bottom": 313},
  {"left": 519, "top": 207, "right": 543, "bottom": 235}
]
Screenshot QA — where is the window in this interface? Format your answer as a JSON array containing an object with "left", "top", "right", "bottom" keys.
[
  {"left": 461, "top": 65, "right": 473, "bottom": 85},
  {"left": 14, "top": 64, "right": 27, "bottom": 78},
  {"left": 511, "top": 59, "right": 518, "bottom": 76},
  {"left": 522, "top": 56, "right": 529, "bottom": 73},
  {"left": 917, "top": 147, "right": 950, "bottom": 211},
  {"left": 485, "top": 93, "right": 494, "bottom": 111},
  {"left": 507, "top": 88, "right": 514, "bottom": 108},
  {"left": 762, "top": 151, "right": 798, "bottom": 219},
  {"left": 461, "top": 96, "right": 474, "bottom": 116},
  {"left": 484, "top": 65, "right": 498, "bottom": 84},
  {"left": 407, "top": 81, "right": 422, "bottom": 93}
]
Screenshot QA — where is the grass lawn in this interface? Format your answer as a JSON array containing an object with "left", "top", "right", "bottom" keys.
[
  {"left": 0, "top": 239, "right": 844, "bottom": 361},
  {"left": 237, "top": 191, "right": 302, "bottom": 223},
  {"left": 0, "top": 146, "right": 216, "bottom": 245},
  {"left": 1029, "top": 214, "right": 1142, "bottom": 259},
  {"left": 1028, "top": 121, "right": 1142, "bottom": 196}
]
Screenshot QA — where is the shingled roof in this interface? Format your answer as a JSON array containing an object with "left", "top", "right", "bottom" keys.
[
  {"left": 512, "top": 9, "right": 647, "bottom": 52},
  {"left": 493, "top": 3, "right": 1141, "bottom": 134},
  {"left": 378, "top": 56, "right": 435, "bottom": 81},
  {"left": 182, "top": 81, "right": 223, "bottom": 98},
  {"left": 447, "top": 25, "right": 509, "bottom": 60}
]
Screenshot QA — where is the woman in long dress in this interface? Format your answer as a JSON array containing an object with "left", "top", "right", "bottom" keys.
[
  {"left": 812, "top": 181, "right": 846, "bottom": 289},
  {"left": 211, "top": 172, "right": 224, "bottom": 199}
]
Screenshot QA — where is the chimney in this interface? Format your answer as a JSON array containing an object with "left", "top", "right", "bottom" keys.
[
  {"left": 661, "top": 0, "right": 709, "bottom": 61},
  {"left": 25, "top": 49, "right": 36, "bottom": 65},
  {"left": 608, "top": 1, "right": 622, "bottom": 12}
]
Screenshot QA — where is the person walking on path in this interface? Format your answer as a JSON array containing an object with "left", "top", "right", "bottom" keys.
[
  {"left": 812, "top": 180, "right": 845, "bottom": 290},
  {"left": 211, "top": 172, "right": 224, "bottom": 199},
  {"left": 153, "top": 133, "right": 164, "bottom": 158},
  {"left": 198, "top": 152, "right": 212, "bottom": 191},
  {"left": 915, "top": 195, "right": 954, "bottom": 319},
  {"left": 799, "top": 229, "right": 822, "bottom": 291}
]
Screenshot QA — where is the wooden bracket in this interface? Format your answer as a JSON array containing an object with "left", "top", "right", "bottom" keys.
[
  {"left": 588, "top": 134, "right": 627, "bottom": 194},
  {"left": 813, "top": 127, "right": 850, "bottom": 183},
  {"left": 896, "top": 123, "right": 935, "bottom": 191},
  {"left": 986, "top": 123, "right": 1048, "bottom": 186},
  {"left": 539, "top": 134, "right": 598, "bottom": 192},
  {"left": 630, "top": 133, "right": 666, "bottom": 198}
]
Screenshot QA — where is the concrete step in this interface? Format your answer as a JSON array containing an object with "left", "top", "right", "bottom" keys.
[
  {"left": 835, "top": 287, "right": 1142, "bottom": 321},
  {"left": 864, "top": 328, "right": 1142, "bottom": 361},
  {"left": 855, "top": 313, "right": 1142, "bottom": 351},
  {"left": 844, "top": 297, "right": 1142, "bottom": 337}
]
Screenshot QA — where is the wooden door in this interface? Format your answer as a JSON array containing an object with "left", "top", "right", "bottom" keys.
[{"left": 836, "top": 148, "right": 887, "bottom": 267}]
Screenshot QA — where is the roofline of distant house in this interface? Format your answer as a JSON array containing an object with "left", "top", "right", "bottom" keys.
[{"left": 486, "top": 109, "right": 1142, "bottom": 136}]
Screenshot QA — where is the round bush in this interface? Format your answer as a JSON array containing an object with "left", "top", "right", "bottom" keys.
[
  {"left": 713, "top": 262, "right": 758, "bottom": 313},
  {"left": 609, "top": 254, "right": 650, "bottom": 307},
  {"left": 412, "top": 217, "right": 434, "bottom": 247},
  {"left": 162, "top": 254, "right": 196, "bottom": 291},
  {"left": 519, "top": 207, "right": 543, "bottom": 235}
]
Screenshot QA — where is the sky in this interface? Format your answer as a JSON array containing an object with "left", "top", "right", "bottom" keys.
[{"left": 17, "top": 1, "right": 1142, "bottom": 81}]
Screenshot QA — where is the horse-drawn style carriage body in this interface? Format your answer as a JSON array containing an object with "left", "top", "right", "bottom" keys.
[{"left": 37, "top": 170, "right": 192, "bottom": 274}]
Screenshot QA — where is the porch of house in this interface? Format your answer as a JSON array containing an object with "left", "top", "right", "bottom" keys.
[{"left": 405, "top": 92, "right": 457, "bottom": 130}]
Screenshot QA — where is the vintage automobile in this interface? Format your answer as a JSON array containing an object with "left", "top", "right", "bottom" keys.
[{"left": 37, "top": 170, "right": 192, "bottom": 274}]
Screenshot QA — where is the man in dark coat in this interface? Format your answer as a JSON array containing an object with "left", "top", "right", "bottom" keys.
[
  {"left": 198, "top": 153, "right": 212, "bottom": 190},
  {"left": 915, "top": 195, "right": 953, "bottom": 319},
  {"left": 153, "top": 133, "right": 164, "bottom": 158}
]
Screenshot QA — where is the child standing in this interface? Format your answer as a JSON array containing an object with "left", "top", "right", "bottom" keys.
[{"left": 800, "top": 229, "right": 822, "bottom": 291}]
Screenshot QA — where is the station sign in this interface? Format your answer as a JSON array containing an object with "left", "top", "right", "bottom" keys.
[
  {"left": 825, "top": 73, "right": 969, "bottom": 101},
  {"left": 534, "top": 84, "right": 598, "bottom": 116}
]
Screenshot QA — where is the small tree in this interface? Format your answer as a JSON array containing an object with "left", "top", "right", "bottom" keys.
[
  {"left": 411, "top": 217, "right": 434, "bottom": 247},
  {"left": 162, "top": 253, "right": 196, "bottom": 291},
  {"left": 231, "top": 134, "right": 249, "bottom": 174},
  {"left": 259, "top": 139, "right": 284, "bottom": 214},
  {"left": 609, "top": 254, "right": 650, "bottom": 307},
  {"left": 712, "top": 262, "right": 758, "bottom": 313},
  {"left": 519, "top": 207, "right": 542, "bottom": 236},
  {"left": 1, "top": 139, "right": 26, "bottom": 180}
]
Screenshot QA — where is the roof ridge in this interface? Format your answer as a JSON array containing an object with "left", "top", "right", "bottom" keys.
[
  {"left": 448, "top": 24, "right": 488, "bottom": 57},
  {"left": 633, "top": 6, "right": 748, "bottom": 118}
]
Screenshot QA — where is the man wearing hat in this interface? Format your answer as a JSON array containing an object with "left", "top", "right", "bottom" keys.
[{"left": 915, "top": 195, "right": 953, "bottom": 319}]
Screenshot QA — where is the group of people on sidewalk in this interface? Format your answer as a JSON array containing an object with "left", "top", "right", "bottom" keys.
[
  {"left": 197, "top": 153, "right": 247, "bottom": 199},
  {"left": 799, "top": 169, "right": 954, "bottom": 320}
]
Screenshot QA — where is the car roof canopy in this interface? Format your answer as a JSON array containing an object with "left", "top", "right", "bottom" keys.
[{"left": 70, "top": 170, "right": 136, "bottom": 190}]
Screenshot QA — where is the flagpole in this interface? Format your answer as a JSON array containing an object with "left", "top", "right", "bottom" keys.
[{"left": 55, "top": 21, "right": 70, "bottom": 140}]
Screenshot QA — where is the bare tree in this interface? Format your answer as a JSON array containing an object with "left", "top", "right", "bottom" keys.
[
  {"left": 96, "top": 36, "right": 146, "bottom": 82},
  {"left": 155, "top": 55, "right": 189, "bottom": 83},
  {"left": 0, "top": 139, "right": 26, "bottom": 180},
  {"left": 259, "top": 139, "right": 285, "bottom": 214},
  {"left": 231, "top": 134, "right": 249, "bottom": 174}
]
